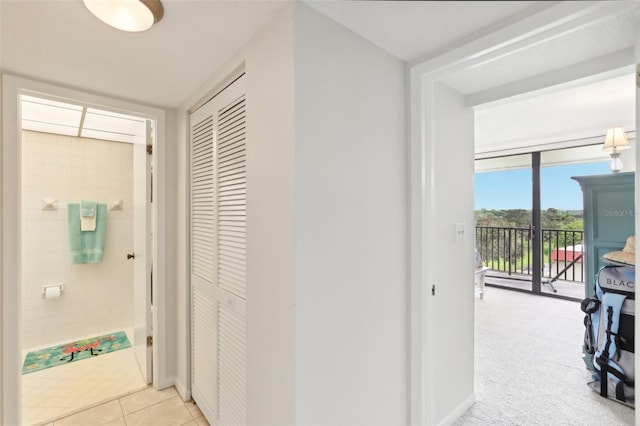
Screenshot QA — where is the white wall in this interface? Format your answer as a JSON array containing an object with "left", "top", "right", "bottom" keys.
[
  {"left": 21, "top": 131, "right": 134, "bottom": 349},
  {"left": 175, "top": 4, "right": 296, "bottom": 424},
  {"left": 293, "top": 4, "right": 408, "bottom": 425},
  {"left": 176, "top": 4, "right": 409, "bottom": 425},
  {"left": 244, "top": 7, "right": 297, "bottom": 424},
  {"left": 429, "top": 82, "right": 475, "bottom": 424},
  {"left": 0, "top": 71, "right": 4, "bottom": 423}
]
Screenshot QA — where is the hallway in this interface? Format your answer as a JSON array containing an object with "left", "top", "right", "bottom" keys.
[{"left": 36, "top": 386, "right": 207, "bottom": 426}]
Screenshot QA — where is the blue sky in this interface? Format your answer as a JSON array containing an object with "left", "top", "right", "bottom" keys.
[{"left": 475, "top": 162, "right": 610, "bottom": 210}]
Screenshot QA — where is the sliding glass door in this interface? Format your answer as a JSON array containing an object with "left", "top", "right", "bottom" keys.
[
  {"left": 539, "top": 149, "right": 609, "bottom": 299},
  {"left": 475, "top": 146, "right": 609, "bottom": 300},
  {"left": 475, "top": 154, "right": 533, "bottom": 293}
]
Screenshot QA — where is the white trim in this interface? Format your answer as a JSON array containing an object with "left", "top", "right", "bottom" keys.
[
  {"left": 475, "top": 133, "right": 637, "bottom": 160},
  {"left": 423, "top": 79, "right": 438, "bottom": 426},
  {"left": 189, "top": 63, "right": 245, "bottom": 115},
  {"left": 181, "top": 107, "right": 193, "bottom": 399},
  {"left": 2, "top": 73, "right": 21, "bottom": 426},
  {"left": 1, "top": 74, "right": 169, "bottom": 424},
  {"left": 408, "top": 72, "right": 439, "bottom": 426},
  {"left": 183, "top": 66, "right": 245, "bottom": 403},
  {"left": 174, "top": 376, "right": 191, "bottom": 402},
  {"left": 410, "top": 1, "right": 635, "bottom": 77},
  {"left": 435, "top": 394, "right": 476, "bottom": 426},
  {"left": 467, "top": 49, "right": 635, "bottom": 109},
  {"left": 408, "top": 2, "right": 636, "bottom": 425},
  {"left": 633, "top": 11, "right": 640, "bottom": 426},
  {"left": 408, "top": 68, "right": 426, "bottom": 426}
]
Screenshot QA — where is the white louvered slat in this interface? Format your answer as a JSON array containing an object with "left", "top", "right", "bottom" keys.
[
  {"left": 191, "top": 115, "right": 214, "bottom": 283},
  {"left": 191, "top": 105, "right": 217, "bottom": 422},
  {"left": 217, "top": 300, "right": 247, "bottom": 426},
  {"left": 217, "top": 96, "right": 246, "bottom": 300},
  {"left": 192, "top": 283, "right": 216, "bottom": 417},
  {"left": 191, "top": 75, "right": 246, "bottom": 426}
]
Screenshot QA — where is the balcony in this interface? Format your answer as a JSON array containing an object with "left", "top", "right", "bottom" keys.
[{"left": 475, "top": 225, "right": 585, "bottom": 299}]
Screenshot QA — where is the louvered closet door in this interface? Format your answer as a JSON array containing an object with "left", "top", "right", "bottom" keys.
[{"left": 190, "top": 75, "right": 247, "bottom": 426}]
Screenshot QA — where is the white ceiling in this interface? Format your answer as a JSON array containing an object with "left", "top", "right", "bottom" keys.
[
  {"left": 0, "top": 0, "right": 288, "bottom": 108},
  {"left": 1, "top": 0, "right": 566, "bottom": 109},
  {"left": 475, "top": 73, "right": 636, "bottom": 153},
  {"left": 467, "top": 9, "right": 637, "bottom": 154},
  {"left": 301, "top": 1, "right": 638, "bottom": 154},
  {"left": 302, "top": 1, "right": 548, "bottom": 63},
  {"left": 1, "top": 0, "right": 638, "bottom": 154}
]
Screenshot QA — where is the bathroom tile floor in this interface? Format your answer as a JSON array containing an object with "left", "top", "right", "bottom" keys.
[
  {"left": 42, "top": 386, "right": 209, "bottom": 426},
  {"left": 22, "top": 345, "right": 147, "bottom": 425}
]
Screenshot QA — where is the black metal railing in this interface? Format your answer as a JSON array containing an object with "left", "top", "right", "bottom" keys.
[{"left": 475, "top": 226, "right": 584, "bottom": 283}]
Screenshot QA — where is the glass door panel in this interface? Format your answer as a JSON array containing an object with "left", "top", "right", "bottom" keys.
[
  {"left": 475, "top": 154, "right": 533, "bottom": 293},
  {"left": 540, "top": 148, "right": 609, "bottom": 299}
]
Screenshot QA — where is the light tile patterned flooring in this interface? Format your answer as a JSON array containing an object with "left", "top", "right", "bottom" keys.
[
  {"left": 21, "top": 329, "right": 210, "bottom": 426},
  {"left": 22, "top": 345, "right": 147, "bottom": 425},
  {"left": 42, "top": 387, "right": 209, "bottom": 426}
]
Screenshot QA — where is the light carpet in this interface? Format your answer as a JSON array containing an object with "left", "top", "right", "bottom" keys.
[{"left": 454, "top": 287, "right": 634, "bottom": 426}]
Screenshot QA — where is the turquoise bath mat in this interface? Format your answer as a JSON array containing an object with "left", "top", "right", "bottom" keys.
[{"left": 22, "top": 331, "right": 131, "bottom": 375}]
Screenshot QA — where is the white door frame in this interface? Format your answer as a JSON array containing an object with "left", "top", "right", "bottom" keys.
[
  {"left": 408, "top": 2, "right": 638, "bottom": 425},
  {"left": 1, "top": 74, "right": 169, "bottom": 425}
]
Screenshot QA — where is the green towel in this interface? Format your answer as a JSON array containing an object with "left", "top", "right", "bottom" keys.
[
  {"left": 80, "top": 200, "right": 97, "bottom": 217},
  {"left": 68, "top": 203, "right": 107, "bottom": 264}
]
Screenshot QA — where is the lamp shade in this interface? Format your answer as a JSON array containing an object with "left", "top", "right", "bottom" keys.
[
  {"left": 83, "top": 0, "right": 163, "bottom": 32},
  {"left": 602, "top": 126, "right": 630, "bottom": 152}
]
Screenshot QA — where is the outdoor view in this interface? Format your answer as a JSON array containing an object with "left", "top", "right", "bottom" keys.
[{"left": 475, "top": 160, "right": 609, "bottom": 297}]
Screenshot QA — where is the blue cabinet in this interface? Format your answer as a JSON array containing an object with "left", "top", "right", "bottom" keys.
[{"left": 572, "top": 172, "right": 635, "bottom": 299}]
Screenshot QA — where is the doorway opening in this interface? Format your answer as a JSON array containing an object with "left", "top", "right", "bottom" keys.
[
  {"left": 18, "top": 93, "right": 153, "bottom": 425},
  {"left": 1, "top": 75, "right": 166, "bottom": 426},
  {"left": 409, "top": 3, "right": 638, "bottom": 425}
]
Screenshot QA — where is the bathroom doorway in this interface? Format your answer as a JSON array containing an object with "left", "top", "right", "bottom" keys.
[
  {"left": 2, "top": 75, "right": 168, "bottom": 426},
  {"left": 18, "top": 94, "right": 153, "bottom": 425}
]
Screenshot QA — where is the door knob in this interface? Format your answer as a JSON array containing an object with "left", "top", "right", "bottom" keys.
[{"left": 127, "top": 253, "right": 135, "bottom": 260}]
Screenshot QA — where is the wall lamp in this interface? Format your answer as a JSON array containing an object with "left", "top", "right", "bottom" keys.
[
  {"left": 602, "top": 126, "right": 630, "bottom": 173},
  {"left": 83, "top": 0, "right": 164, "bottom": 32}
]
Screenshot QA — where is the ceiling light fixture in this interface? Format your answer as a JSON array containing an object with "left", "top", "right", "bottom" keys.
[
  {"left": 83, "top": 0, "right": 164, "bottom": 32},
  {"left": 602, "top": 126, "right": 630, "bottom": 173}
]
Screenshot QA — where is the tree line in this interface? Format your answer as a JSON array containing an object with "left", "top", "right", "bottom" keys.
[{"left": 475, "top": 208, "right": 583, "bottom": 230}]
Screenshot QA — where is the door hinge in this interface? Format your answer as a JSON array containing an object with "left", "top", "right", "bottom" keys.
[
  {"left": 146, "top": 335, "right": 153, "bottom": 347},
  {"left": 146, "top": 144, "right": 153, "bottom": 155}
]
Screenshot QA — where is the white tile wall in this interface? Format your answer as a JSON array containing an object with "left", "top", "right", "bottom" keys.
[{"left": 21, "top": 131, "right": 134, "bottom": 349}]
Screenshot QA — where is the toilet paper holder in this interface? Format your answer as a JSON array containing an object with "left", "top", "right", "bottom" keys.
[{"left": 42, "top": 284, "right": 64, "bottom": 297}]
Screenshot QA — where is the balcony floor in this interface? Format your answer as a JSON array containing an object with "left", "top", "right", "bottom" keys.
[{"left": 484, "top": 270, "right": 586, "bottom": 300}]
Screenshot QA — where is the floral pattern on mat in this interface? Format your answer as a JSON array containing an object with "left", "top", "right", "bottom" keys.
[{"left": 22, "top": 331, "right": 131, "bottom": 374}]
